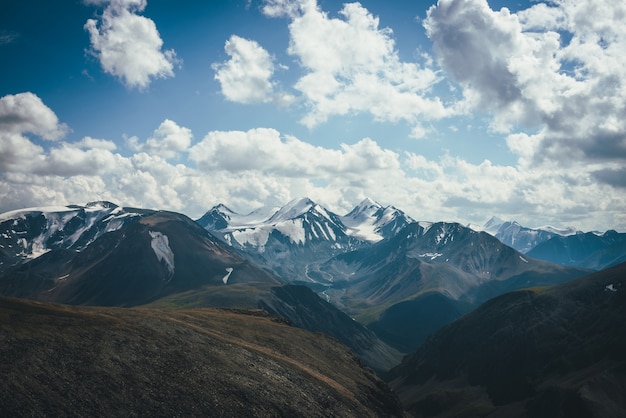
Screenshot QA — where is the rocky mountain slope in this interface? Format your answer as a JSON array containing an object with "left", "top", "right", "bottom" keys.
[
  {"left": 0, "top": 297, "right": 405, "bottom": 417},
  {"left": 0, "top": 209, "right": 278, "bottom": 306},
  {"left": 197, "top": 197, "right": 413, "bottom": 283},
  {"left": 320, "top": 221, "right": 588, "bottom": 351},
  {"left": 0, "top": 201, "right": 151, "bottom": 269},
  {"left": 387, "top": 262, "right": 626, "bottom": 417}
]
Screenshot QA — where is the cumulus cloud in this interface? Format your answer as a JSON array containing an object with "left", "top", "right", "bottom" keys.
[
  {"left": 1, "top": 93, "right": 624, "bottom": 232},
  {"left": 213, "top": 35, "right": 277, "bottom": 104},
  {"left": 0, "top": 92, "right": 121, "bottom": 177},
  {"left": 84, "top": 0, "right": 179, "bottom": 89},
  {"left": 262, "top": 0, "right": 313, "bottom": 18},
  {"left": 260, "top": 0, "right": 449, "bottom": 137},
  {"left": 0, "top": 92, "right": 68, "bottom": 140},
  {"left": 129, "top": 119, "right": 192, "bottom": 159},
  {"left": 188, "top": 128, "right": 399, "bottom": 178},
  {"left": 425, "top": 0, "right": 626, "bottom": 165},
  {"left": 592, "top": 167, "right": 626, "bottom": 189},
  {"left": 0, "top": 92, "right": 68, "bottom": 173},
  {"left": 74, "top": 136, "right": 118, "bottom": 151}
]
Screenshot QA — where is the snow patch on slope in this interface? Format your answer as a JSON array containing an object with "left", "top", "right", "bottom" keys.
[
  {"left": 149, "top": 231, "right": 175, "bottom": 279},
  {"left": 222, "top": 267, "right": 233, "bottom": 284},
  {"left": 275, "top": 219, "right": 306, "bottom": 245},
  {"left": 232, "top": 226, "right": 272, "bottom": 251}
]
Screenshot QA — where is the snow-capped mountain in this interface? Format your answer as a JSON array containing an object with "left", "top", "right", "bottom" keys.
[
  {"left": 0, "top": 202, "right": 150, "bottom": 269},
  {"left": 473, "top": 217, "right": 579, "bottom": 253},
  {"left": 0, "top": 209, "right": 279, "bottom": 306},
  {"left": 0, "top": 199, "right": 602, "bottom": 361},
  {"left": 341, "top": 198, "right": 414, "bottom": 242},
  {"left": 197, "top": 197, "right": 414, "bottom": 283},
  {"left": 198, "top": 198, "right": 351, "bottom": 251}
]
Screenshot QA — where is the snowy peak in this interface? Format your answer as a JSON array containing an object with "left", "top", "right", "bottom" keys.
[
  {"left": 196, "top": 204, "right": 236, "bottom": 231},
  {"left": 537, "top": 225, "right": 579, "bottom": 236},
  {"left": 481, "top": 216, "right": 505, "bottom": 234},
  {"left": 343, "top": 198, "right": 383, "bottom": 223},
  {"left": 267, "top": 197, "right": 317, "bottom": 223},
  {"left": 342, "top": 198, "right": 414, "bottom": 242},
  {"left": 0, "top": 202, "right": 146, "bottom": 266},
  {"left": 198, "top": 197, "right": 352, "bottom": 252},
  {"left": 199, "top": 197, "right": 416, "bottom": 251}
]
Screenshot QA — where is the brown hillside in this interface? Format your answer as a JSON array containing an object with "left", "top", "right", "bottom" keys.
[{"left": 0, "top": 297, "right": 405, "bottom": 417}]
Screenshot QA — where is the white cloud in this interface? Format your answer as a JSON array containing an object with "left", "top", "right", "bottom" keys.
[
  {"left": 424, "top": 0, "right": 626, "bottom": 166},
  {"left": 262, "top": 0, "right": 450, "bottom": 136},
  {"left": 1, "top": 93, "right": 624, "bottom": 232},
  {"left": 213, "top": 35, "right": 277, "bottom": 104},
  {"left": 0, "top": 92, "right": 68, "bottom": 140},
  {"left": 84, "top": 0, "right": 179, "bottom": 89},
  {"left": 129, "top": 119, "right": 192, "bottom": 159},
  {"left": 74, "top": 136, "right": 118, "bottom": 151},
  {"left": 262, "top": 0, "right": 314, "bottom": 18},
  {"left": 0, "top": 30, "right": 19, "bottom": 46},
  {"left": 188, "top": 128, "right": 399, "bottom": 178}
]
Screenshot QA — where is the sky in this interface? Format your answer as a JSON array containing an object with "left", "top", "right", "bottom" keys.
[{"left": 0, "top": 0, "right": 625, "bottom": 232}]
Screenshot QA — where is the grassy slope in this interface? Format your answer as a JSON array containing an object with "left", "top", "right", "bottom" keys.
[{"left": 0, "top": 297, "right": 405, "bottom": 417}]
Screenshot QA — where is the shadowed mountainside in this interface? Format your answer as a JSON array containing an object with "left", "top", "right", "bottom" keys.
[
  {"left": 0, "top": 210, "right": 279, "bottom": 306},
  {"left": 387, "top": 262, "right": 626, "bottom": 417},
  {"left": 0, "top": 297, "right": 405, "bottom": 417},
  {"left": 527, "top": 230, "right": 626, "bottom": 270},
  {"left": 322, "top": 222, "right": 588, "bottom": 352}
]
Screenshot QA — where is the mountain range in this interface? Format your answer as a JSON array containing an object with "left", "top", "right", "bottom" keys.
[
  {"left": 1, "top": 198, "right": 625, "bottom": 416},
  {"left": 0, "top": 199, "right": 606, "bottom": 356},
  {"left": 197, "top": 198, "right": 590, "bottom": 351},
  {"left": 0, "top": 202, "right": 401, "bottom": 373},
  {"left": 196, "top": 197, "right": 414, "bottom": 283},
  {"left": 472, "top": 216, "right": 626, "bottom": 271},
  {"left": 473, "top": 216, "right": 580, "bottom": 254}
]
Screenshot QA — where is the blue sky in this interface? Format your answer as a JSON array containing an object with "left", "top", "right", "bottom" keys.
[{"left": 1, "top": 0, "right": 625, "bottom": 231}]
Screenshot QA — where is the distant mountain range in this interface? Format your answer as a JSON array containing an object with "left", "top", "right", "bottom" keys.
[
  {"left": 473, "top": 216, "right": 626, "bottom": 270},
  {"left": 196, "top": 197, "right": 414, "bottom": 282},
  {"left": 473, "top": 216, "right": 580, "bottom": 253}
]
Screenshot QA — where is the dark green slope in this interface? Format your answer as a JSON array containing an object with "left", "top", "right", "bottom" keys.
[
  {"left": 0, "top": 297, "right": 405, "bottom": 417},
  {"left": 388, "top": 262, "right": 626, "bottom": 417}
]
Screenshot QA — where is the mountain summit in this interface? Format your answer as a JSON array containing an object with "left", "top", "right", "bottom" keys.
[
  {"left": 197, "top": 197, "right": 415, "bottom": 283},
  {"left": 341, "top": 198, "right": 414, "bottom": 242}
]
